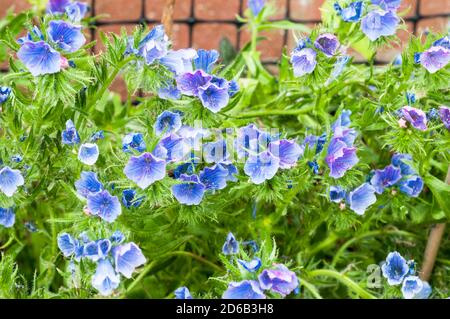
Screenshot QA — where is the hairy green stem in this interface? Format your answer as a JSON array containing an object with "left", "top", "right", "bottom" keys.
[{"left": 299, "top": 277, "right": 323, "bottom": 299}]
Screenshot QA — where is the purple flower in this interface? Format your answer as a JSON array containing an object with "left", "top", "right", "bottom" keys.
[
  {"left": 248, "top": 0, "right": 266, "bottom": 16},
  {"left": 291, "top": 48, "right": 317, "bottom": 77},
  {"left": 438, "top": 106, "right": 450, "bottom": 130},
  {"left": 171, "top": 174, "right": 206, "bottom": 205},
  {"left": 175, "top": 287, "right": 193, "bottom": 299},
  {"left": 418, "top": 46, "right": 450, "bottom": 73},
  {"left": 0, "top": 207, "right": 15, "bottom": 228},
  {"left": 160, "top": 48, "right": 197, "bottom": 75},
  {"left": 244, "top": 151, "right": 280, "bottom": 184},
  {"left": 371, "top": 0, "right": 401, "bottom": 11},
  {"left": 268, "top": 139, "right": 303, "bottom": 169},
  {"left": 75, "top": 171, "right": 103, "bottom": 198},
  {"left": 87, "top": 190, "right": 121, "bottom": 223},
  {"left": 176, "top": 70, "right": 212, "bottom": 96},
  {"left": 65, "top": 2, "right": 89, "bottom": 22},
  {"left": 194, "top": 49, "right": 219, "bottom": 73},
  {"left": 222, "top": 232, "right": 239, "bottom": 255},
  {"left": 0, "top": 166, "right": 25, "bottom": 197},
  {"left": 381, "top": 251, "right": 409, "bottom": 286},
  {"left": 370, "top": 165, "right": 402, "bottom": 194},
  {"left": 158, "top": 85, "right": 181, "bottom": 100},
  {"left": 78, "top": 143, "right": 99, "bottom": 165},
  {"left": 0, "top": 87, "right": 11, "bottom": 104},
  {"left": 361, "top": 10, "right": 399, "bottom": 41},
  {"left": 122, "top": 133, "right": 146, "bottom": 153},
  {"left": 334, "top": 1, "right": 364, "bottom": 22},
  {"left": 61, "top": 119, "right": 80, "bottom": 146},
  {"left": 329, "top": 185, "right": 346, "bottom": 203},
  {"left": 238, "top": 257, "right": 262, "bottom": 272},
  {"left": 139, "top": 25, "right": 169, "bottom": 65},
  {"left": 203, "top": 140, "right": 230, "bottom": 164},
  {"left": 122, "top": 189, "right": 144, "bottom": 208},
  {"left": 326, "top": 139, "right": 358, "bottom": 179},
  {"left": 113, "top": 242, "right": 146, "bottom": 278},
  {"left": 47, "top": 0, "right": 71, "bottom": 13},
  {"left": 402, "top": 276, "right": 432, "bottom": 299},
  {"left": 314, "top": 33, "right": 340, "bottom": 57},
  {"left": 199, "top": 164, "right": 228, "bottom": 191},
  {"left": 124, "top": 152, "right": 166, "bottom": 189},
  {"left": 17, "top": 41, "right": 61, "bottom": 76},
  {"left": 91, "top": 259, "right": 120, "bottom": 296},
  {"left": 401, "top": 106, "right": 428, "bottom": 131},
  {"left": 223, "top": 280, "right": 266, "bottom": 299},
  {"left": 347, "top": 183, "right": 377, "bottom": 215},
  {"left": 399, "top": 175, "right": 423, "bottom": 197},
  {"left": 332, "top": 126, "right": 357, "bottom": 147},
  {"left": 47, "top": 20, "right": 85, "bottom": 53},
  {"left": 198, "top": 83, "right": 230, "bottom": 113},
  {"left": 258, "top": 264, "right": 299, "bottom": 297},
  {"left": 154, "top": 111, "right": 182, "bottom": 136}
]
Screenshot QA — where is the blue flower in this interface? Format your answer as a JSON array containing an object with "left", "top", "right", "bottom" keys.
[
  {"left": 83, "top": 241, "right": 101, "bottom": 261},
  {"left": 399, "top": 175, "right": 424, "bottom": 198},
  {"left": 325, "top": 138, "right": 358, "bottom": 179},
  {"left": 98, "top": 239, "right": 112, "bottom": 259},
  {"left": 199, "top": 164, "right": 228, "bottom": 191},
  {"left": 158, "top": 134, "right": 188, "bottom": 162},
  {"left": 154, "top": 111, "right": 182, "bottom": 136},
  {"left": 203, "top": 140, "right": 230, "bottom": 164},
  {"left": 198, "top": 83, "right": 230, "bottom": 113},
  {"left": 10, "top": 155, "right": 23, "bottom": 163},
  {"left": 75, "top": 171, "right": 103, "bottom": 198},
  {"left": 314, "top": 33, "right": 340, "bottom": 57},
  {"left": 370, "top": 165, "right": 402, "bottom": 194},
  {"left": 401, "top": 106, "right": 428, "bottom": 131},
  {"left": 17, "top": 41, "right": 61, "bottom": 76},
  {"left": 62, "top": 119, "right": 80, "bottom": 146},
  {"left": 138, "top": 25, "right": 169, "bottom": 65},
  {"left": 0, "top": 207, "right": 15, "bottom": 228},
  {"left": 244, "top": 151, "right": 280, "bottom": 185},
  {"left": 124, "top": 152, "right": 166, "bottom": 189},
  {"left": 57, "top": 232, "right": 79, "bottom": 257},
  {"left": 113, "top": 242, "right": 146, "bottom": 278},
  {"left": 0, "top": 87, "right": 11, "bottom": 104},
  {"left": 258, "top": 264, "right": 299, "bottom": 298},
  {"left": 78, "top": 143, "right": 99, "bottom": 165},
  {"left": 47, "top": 20, "right": 85, "bottom": 53},
  {"left": 307, "top": 160, "right": 320, "bottom": 175},
  {"left": 194, "top": 49, "right": 219, "bottom": 73},
  {"left": 160, "top": 48, "right": 197, "bottom": 75},
  {"left": 222, "top": 280, "right": 266, "bottom": 299},
  {"left": 361, "top": 10, "right": 399, "bottom": 41},
  {"left": 334, "top": 1, "right": 363, "bottom": 22},
  {"left": 110, "top": 230, "right": 125, "bottom": 245},
  {"left": 122, "top": 189, "right": 144, "bottom": 208},
  {"left": 401, "top": 276, "right": 432, "bottom": 299},
  {"left": 291, "top": 48, "right": 317, "bottom": 77},
  {"left": 173, "top": 162, "right": 196, "bottom": 179},
  {"left": 406, "top": 92, "right": 416, "bottom": 105},
  {"left": 87, "top": 190, "right": 121, "bottom": 223},
  {"left": 174, "top": 287, "right": 193, "bottom": 299},
  {"left": 158, "top": 85, "right": 181, "bottom": 100},
  {"left": 346, "top": 183, "right": 377, "bottom": 215},
  {"left": 332, "top": 109, "right": 352, "bottom": 130},
  {"left": 248, "top": 0, "right": 266, "bottom": 16},
  {"left": 228, "top": 80, "right": 240, "bottom": 97},
  {"left": 91, "top": 259, "right": 120, "bottom": 296},
  {"left": 371, "top": 0, "right": 401, "bottom": 11},
  {"left": 17, "top": 26, "right": 44, "bottom": 45},
  {"left": 439, "top": 106, "right": 450, "bottom": 131},
  {"left": 65, "top": 2, "right": 88, "bottom": 22},
  {"left": 268, "top": 139, "right": 303, "bottom": 169},
  {"left": 418, "top": 46, "right": 450, "bottom": 74},
  {"left": 171, "top": 174, "right": 206, "bottom": 205},
  {"left": 433, "top": 35, "right": 450, "bottom": 50},
  {"left": 122, "top": 133, "right": 146, "bottom": 153},
  {"left": 0, "top": 166, "right": 25, "bottom": 197},
  {"left": 235, "top": 124, "right": 265, "bottom": 159},
  {"left": 381, "top": 251, "right": 409, "bottom": 285},
  {"left": 221, "top": 163, "right": 239, "bottom": 182},
  {"left": 329, "top": 186, "right": 346, "bottom": 203},
  {"left": 47, "top": 0, "right": 71, "bottom": 13},
  {"left": 391, "top": 153, "right": 416, "bottom": 175},
  {"left": 238, "top": 257, "right": 262, "bottom": 272},
  {"left": 222, "top": 232, "right": 239, "bottom": 255},
  {"left": 90, "top": 131, "right": 104, "bottom": 142}
]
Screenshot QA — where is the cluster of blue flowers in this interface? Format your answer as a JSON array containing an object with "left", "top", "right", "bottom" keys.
[
  {"left": 62, "top": 120, "right": 103, "bottom": 165},
  {"left": 414, "top": 35, "right": 450, "bottom": 74},
  {"left": 381, "top": 251, "right": 431, "bottom": 299},
  {"left": 335, "top": 0, "right": 400, "bottom": 41},
  {"left": 57, "top": 231, "right": 146, "bottom": 296},
  {"left": 330, "top": 153, "right": 424, "bottom": 215}
]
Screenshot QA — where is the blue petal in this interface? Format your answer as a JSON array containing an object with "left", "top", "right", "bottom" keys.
[
  {"left": 222, "top": 232, "right": 239, "bottom": 255},
  {"left": 194, "top": 49, "right": 219, "bottom": 73},
  {"left": 269, "top": 139, "right": 303, "bottom": 169},
  {"left": 0, "top": 207, "right": 15, "bottom": 228},
  {"left": 174, "top": 287, "right": 193, "bottom": 299},
  {"left": 381, "top": 251, "right": 409, "bottom": 286},
  {"left": 47, "top": 20, "right": 85, "bottom": 53},
  {"left": 160, "top": 48, "right": 197, "bottom": 75},
  {"left": 75, "top": 171, "right": 103, "bottom": 198},
  {"left": 199, "top": 164, "right": 228, "bottom": 191},
  {"left": 361, "top": 10, "right": 399, "bottom": 41},
  {"left": 176, "top": 70, "right": 212, "bottom": 96},
  {"left": 0, "top": 166, "right": 25, "bottom": 197},
  {"left": 238, "top": 257, "right": 262, "bottom": 272},
  {"left": 122, "top": 133, "right": 146, "bottom": 153},
  {"left": 47, "top": 0, "right": 71, "bottom": 13},
  {"left": 91, "top": 259, "right": 120, "bottom": 296},
  {"left": 244, "top": 151, "right": 280, "bottom": 184},
  {"left": 171, "top": 174, "right": 206, "bottom": 205},
  {"left": 87, "top": 190, "right": 122, "bottom": 223},
  {"left": 329, "top": 185, "right": 346, "bottom": 203},
  {"left": 113, "top": 242, "right": 146, "bottom": 278},
  {"left": 122, "top": 189, "right": 144, "bottom": 208},
  {"left": 78, "top": 143, "right": 99, "bottom": 165},
  {"left": 62, "top": 119, "right": 80, "bottom": 146},
  {"left": 370, "top": 165, "right": 402, "bottom": 194},
  {"left": 110, "top": 230, "right": 125, "bottom": 245},
  {"left": 399, "top": 175, "right": 424, "bottom": 198},
  {"left": 248, "top": 0, "right": 266, "bottom": 16},
  {"left": 203, "top": 140, "right": 230, "bottom": 164},
  {"left": 0, "top": 86, "right": 12, "bottom": 104},
  {"left": 57, "top": 232, "right": 78, "bottom": 257},
  {"left": 17, "top": 41, "right": 61, "bottom": 76},
  {"left": 123, "top": 152, "right": 166, "bottom": 189},
  {"left": 347, "top": 183, "right": 377, "bottom": 215},
  {"left": 222, "top": 280, "right": 266, "bottom": 299},
  {"left": 65, "top": 2, "right": 88, "bottom": 22},
  {"left": 401, "top": 276, "right": 431, "bottom": 299},
  {"left": 154, "top": 110, "right": 182, "bottom": 136},
  {"left": 291, "top": 48, "right": 317, "bottom": 77}
]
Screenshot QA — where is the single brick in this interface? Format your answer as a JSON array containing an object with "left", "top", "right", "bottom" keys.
[
  {"left": 146, "top": 0, "right": 192, "bottom": 20},
  {"left": 195, "top": 0, "right": 240, "bottom": 20},
  {"left": 416, "top": 17, "right": 449, "bottom": 34},
  {"left": 420, "top": 0, "right": 450, "bottom": 16},
  {"left": 239, "top": 28, "right": 286, "bottom": 60},
  {"left": 376, "top": 22, "right": 414, "bottom": 63},
  {"left": 192, "top": 23, "right": 237, "bottom": 50},
  {"left": 171, "top": 23, "right": 190, "bottom": 49},
  {"left": 96, "top": 0, "right": 142, "bottom": 22},
  {"left": 290, "top": 0, "right": 325, "bottom": 21}
]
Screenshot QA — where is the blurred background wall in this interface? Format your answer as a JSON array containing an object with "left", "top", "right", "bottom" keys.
[{"left": 2, "top": 0, "right": 449, "bottom": 96}]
